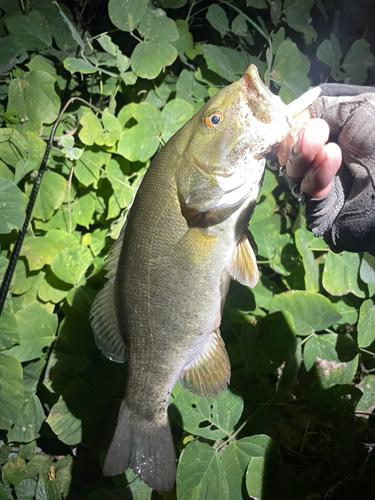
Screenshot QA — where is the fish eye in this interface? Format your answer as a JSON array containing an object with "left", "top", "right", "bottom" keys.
[{"left": 205, "top": 111, "right": 223, "bottom": 129}]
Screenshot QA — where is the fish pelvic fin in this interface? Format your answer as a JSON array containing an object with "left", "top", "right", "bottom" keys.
[
  {"left": 227, "top": 230, "right": 259, "bottom": 288},
  {"left": 90, "top": 224, "right": 126, "bottom": 362},
  {"left": 179, "top": 329, "right": 230, "bottom": 397},
  {"left": 103, "top": 400, "right": 176, "bottom": 492}
]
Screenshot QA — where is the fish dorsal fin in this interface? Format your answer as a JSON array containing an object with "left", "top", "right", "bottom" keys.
[
  {"left": 90, "top": 222, "right": 127, "bottom": 363},
  {"left": 179, "top": 330, "right": 230, "bottom": 398},
  {"left": 228, "top": 230, "right": 259, "bottom": 288}
]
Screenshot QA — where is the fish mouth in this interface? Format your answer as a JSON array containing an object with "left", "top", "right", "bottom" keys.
[
  {"left": 243, "top": 65, "right": 272, "bottom": 100},
  {"left": 242, "top": 65, "right": 274, "bottom": 124}
]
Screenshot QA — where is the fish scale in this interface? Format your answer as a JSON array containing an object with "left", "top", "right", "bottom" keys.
[{"left": 90, "top": 64, "right": 320, "bottom": 491}]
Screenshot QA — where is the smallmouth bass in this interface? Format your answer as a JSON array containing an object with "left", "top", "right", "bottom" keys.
[{"left": 90, "top": 65, "right": 318, "bottom": 491}]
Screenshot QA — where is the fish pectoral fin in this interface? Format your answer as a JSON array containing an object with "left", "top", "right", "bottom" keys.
[
  {"left": 90, "top": 224, "right": 127, "bottom": 363},
  {"left": 174, "top": 227, "right": 218, "bottom": 266},
  {"left": 228, "top": 230, "right": 259, "bottom": 288},
  {"left": 179, "top": 329, "right": 230, "bottom": 398}
]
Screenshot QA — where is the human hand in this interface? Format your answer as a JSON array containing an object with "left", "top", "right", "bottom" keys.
[
  {"left": 277, "top": 113, "right": 342, "bottom": 199},
  {"left": 276, "top": 86, "right": 375, "bottom": 256}
]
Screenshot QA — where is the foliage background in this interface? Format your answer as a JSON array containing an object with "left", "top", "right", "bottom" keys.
[{"left": 1, "top": 0, "right": 375, "bottom": 498}]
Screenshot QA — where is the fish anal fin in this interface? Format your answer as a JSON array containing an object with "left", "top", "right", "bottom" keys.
[
  {"left": 228, "top": 230, "right": 259, "bottom": 288},
  {"left": 179, "top": 330, "right": 230, "bottom": 398}
]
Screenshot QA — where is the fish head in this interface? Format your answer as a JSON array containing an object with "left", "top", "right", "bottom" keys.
[{"left": 178, "top": 65, "right": 292, "bottom": 211}]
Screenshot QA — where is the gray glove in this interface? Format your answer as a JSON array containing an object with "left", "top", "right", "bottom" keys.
[{"left": 300, "top": 84, "right": 375, "bottom": 256}]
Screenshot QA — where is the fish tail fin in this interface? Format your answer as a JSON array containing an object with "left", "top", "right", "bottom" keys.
[{"left": 103, "top": 400, "right": 176, "bottom": 492}]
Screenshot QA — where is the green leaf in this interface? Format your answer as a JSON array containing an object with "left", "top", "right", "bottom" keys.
[
  {"left": 1, "top": 457, "right": 27, "bottom": 485},
  {"left": 54, "top": 1, "right": 84, "bottom": 48},
  {"left": 20, "top": 236, "right": 60, "bottom": 271},
  {"left": 342, "top": 39, "right": 375, "bottom": 85},
  {"left": 316, "top": 34, "right": 342, "bottom": 70},
  {"left": 245, "top": 456, "right": 266, "bottom": 499},
  {"left": 138, "top": 7, "right": 178, "bottom": 41},
  {"left": 176, "top": 69, "right": 209, "bottom": 104},
  {"left": 0, "top": 298, "right": 19, "bottom": 350},
  {"left": 170, "top": 384, "right": 243, "bottom": 440},
  {"left": 14, "top": 159, "right": 38, "bottom": 184},
  {"left": 18, "top": 440, "right": 37, "bottom": 460},
  {"left": 0, "top": 161, "right": 14, "bottom": 181},
  {"left": 269, "top": 291, "right": 341, "bottom": 336},
  {"left": 37, "top": 271, "right": 71, "bottom": 304},
  {"left": 360, "top": 252, "right": 375, "bottom": 285},
  {"left": 246, "top": 0, "right": 267, "bottom": 7},
  {"left": 161, "top": 98, "right": 194, "bottom": 142},
  {"left": 331, "top": 298, "right": 358, "bottom": 326},
  {"left": 260, "top": 168, "right": 278, "bottom": 195},
  {"left": 108, "top": 0, "right": 148, "bottom": 32},
  {"left": 232, "top": 14, "right": 249, "bottom": 36},
  {"left": 303, "top": 333, "right": 358, "bottom": 388},
  {"left": 0, "top": 128, "right": 27, "bottom": 169},
  {"left": 202, "top": 44, "right": 237, "bottom": 82},
  {"left": 88, "top": 229, "right": 107, "bottom": 256},
  {"left": 34, "top": 205, "right": 76, "bottom": 233},
  {"left": 246, "top": 455, "right": 306, "bottom": 500},
  {"left": 0, "top": 483, "right": 13, "bottom": 500},
  {"left": 0, "top": 354, "right": 24, "bottom": 430},
  {"left": 282, "top": 0, "right": 316, "bottom": 43},
  {"left": 176, "top": 442, "right": 229, "bottom": 500},
  {"left": 5, "top": 302, "right": 57, "bottom": 363},
  {"left": 14, "top": 478, "right": 37, "bottom": 498},
  {"left": 206, "top": 5, "right": 229, "bottom": 35},
  {"left": 44, "top": 229, "right": 81, "bottom": 253},
  {"left": 250, "top": 218, "right": 291, "bottom": 275},
  {"left": 252, "top": 274, "right": 279, "bottom": 310},
  {"left": 295, "top": 227, "right": 319, "bottom": 292},
  {"left": 117, "top": 103, "right": 161, "bottom": 162},
  {"left": 0, "top": 36, "right": 27, "bottom": 75},
  {"left": 131, "top": 40, "right": 178, "bottom": 80},
  {"left": 24, "top": 453, "right": 53, "bottom": 480},
  {"left": 79, "top": 110, "right": 103, "bottom": 146},
  {"left": 357, "top": 299, "right": 375, "bottom": 349},
  {"left": 252, "top": 194, "right": 276, "bottom": 224},
  {"left": 323, "top": 251, "right": 368, "bottom": 298},
  {"left": 102, "top": 108, "right": 122, "bottom": 133},
  {"left": 0, "top": 443, "right": 11, "bottom": 465},
  {"left": 173, "top": 20, "right": 194, "bottom": 61},
  {"left": 5, "top": 11, "right": 52, "bottom": 50},
  {"left": 51, "top": 246, "right": 93, "bottom": 285},
  {"left": 63, "top": 57, "right": 99, "bottom": 74},
  {"left": 26, "top": 54, "right": 65, "bottom": 88},
  {"left": 72, "top": 192, "right": 96, "bottom": 229},
  {"left": 357, "top": 375, "right": 375, "bottom": 414},
  {"left": 0, "top": 179, "right": 25, "bottom": 234},
  {"left": 271, "top": 40, "right": 310, "bottom": 102},
  {"left": 7, "top": 71, "right": 60, "bottom": 134},
  {"left": 106, "top": 158, "right": 134, "bottom": 218},
  {"left": 31, "top": 171, "right": 67, "bottom": 221},
  {"left": 7, "top": 393, "right": 45, "bottom": 443},
  {"left": 74, "top": 148, "right": 111, "bottom": 187},
  {"left": 222, "top": 435, "right": 278, "bottom": 500},
  {"left": 46, "top": 396, "right": 82, "bottom": 445},
  {"left": 23, "top": 358, "right": 47, "bottom": 394}
]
